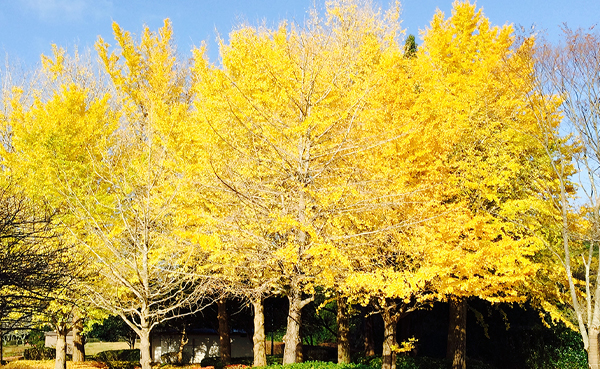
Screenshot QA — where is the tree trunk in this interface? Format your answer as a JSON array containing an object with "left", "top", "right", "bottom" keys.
[
  {"left": 218, "top": 298, "right": 231, "bottom": 365},
  {"left": 446, "top": 298, "right": 467, "bottom": 369},
  {"left": 589, "top": 328, "right": 600, "bottom": 369},
  {"left": 139, "top": 327, "right": 152, "bottom": 369},
  {"left": 337, "top": 297, "right": 350, "bottom": 364},
  {"left": 363, "top": 308, "right": 375, "bottom": 357},
  {"left": 252, "top": 297, "right": 267, "bottom": 367},
  {"left": 54, "top": 325, "right": 68, "bottom": 369},
  {"left": 283, "top": 288, "right": 302, "bottom": 364},
  {"left": 127, "top": 333, "right": 136, "bottom": 349},
  {"left": 296, "top": 328, "right": 303, "bottom": 363},
  {"left": 1, "top": 332, "right": 4, "bottom": 364},
  {"left": 381, "top": 309, "right": 399, "bottom": 369},
  {"left": 177, "top": 325, "right": 189, "bottom": 364},
  {"left": 72, "top": 310, "right": 85, "bottom": 362}
]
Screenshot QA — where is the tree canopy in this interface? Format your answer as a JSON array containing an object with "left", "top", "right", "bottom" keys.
[{"left": 0, "top": 1, "right": 587, "bottom": 369}]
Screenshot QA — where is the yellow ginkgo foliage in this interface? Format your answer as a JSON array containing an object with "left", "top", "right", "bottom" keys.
[
  {"left": 2, "top": 21, "right": 219, "bottom": 369},
  {"left": 406, "top": 2, "right": 565, "bottom": 368},
  {"left": 191, "top": 0, "right": 435, "bottom": 365}
]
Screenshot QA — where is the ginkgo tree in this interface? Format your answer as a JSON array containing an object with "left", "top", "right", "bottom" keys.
[
  {"left": 0, "top": 45, "right": 112, "bottom": 369},
  {"left": 191, "top": 0, "right": 435, "bottom": 364},
  {"left": 1, "top": 21, "right": 220, "bottom": 369},
  {"left": 0, "top": 2, "right": 575, "bottom": 368},
  {"left": 86, "top": 20, "right": 220, "bottom": 369},
  {"left": 412, "top": 3, "right": 563, "bottom": 369}
]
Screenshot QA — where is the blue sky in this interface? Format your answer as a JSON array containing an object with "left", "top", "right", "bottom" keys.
[{"left": 0, "top": 0, "right": 598, "bottom": 67}]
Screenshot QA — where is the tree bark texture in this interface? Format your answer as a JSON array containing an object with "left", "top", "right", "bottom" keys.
[
  {"left": 72, "top": 310, "right": 85, "bottom": 362},
  {"left": 54, "top": 325, "right": 68, "bottom": 369},
  {"left": 139, "top": 327, "right": 151, "bottom": 369},
  {"left": 446, "top": 298, "right": 467, "bottom": 369},
  {"left": 363, "top": 309, "right": 375, "bottom": 357},
  {"left": 381, "top": 309, "right": 399, "bottom": 369},
  {"left": 177, "top": 325, "right": 189, "bottom": 364},
  {"left": 589, "top": 328, "right": 600, "bottom": 369},
  {"left": 252, "top": 297, "right": 267, "bottom": 367},
  {"left": 283, "top": 288, "right": 303, "bottom": 364},
  {"left": 337, "top": 297, "right": 351, "bottom": 364},
  {"left": 218, "top": 298, "right": 232, "bottom": 365}
]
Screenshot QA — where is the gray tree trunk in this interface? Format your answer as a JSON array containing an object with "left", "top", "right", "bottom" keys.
[
  {"left": 139, "top": 327, "right": 151, "bottom": 369},
  {"left": 176, "top": 326, "right": 188, "bottom": 364},
  {"left": 364, "top": 308, "right": 375, "bottom": 357},
  {"left": 337, "top": 297, "right": 350, "bottom": 364},
  {"left": 381, "top": 308, "right": 398, "bottom": 369},
  {"left": 218, "top": 299, "right": 231, "bottom": 365},
  {"left": 72, "top": 311, "right": 85, "bottom": 362},
  {"left": 446, "top": 298, "right": 467, "bottom": 369},
  {"left": 252, "top": 297, "right": 267, "bottom": 367},
  {"left": 54, "top": 325, "right": 68, "bottom": 369},
  {"left": 589, "top": 328, "right": 600, "bottom": 369},
  {"left": 283, "top": 287, "right": 303, "bottom": 364}
]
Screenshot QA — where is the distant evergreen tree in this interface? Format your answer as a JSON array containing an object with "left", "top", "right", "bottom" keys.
[{"left": 404, "top": 34, "right": 417, "bottom": 58}]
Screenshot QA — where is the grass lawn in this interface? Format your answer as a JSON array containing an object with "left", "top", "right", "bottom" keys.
[
  {"left": 1, "top": 361, "right": 108, "bottom": 369},
  {"left": 1, "top": 341, "right": 138, "bottom": 359},
  {"left": 84, "top": 342, "right": 136, "bottom": 356},
  {"left": 1, "top": 346, "right": 27, "bottom": 358},
  {"left": 1, "top": 361, "right": 207, "bottom": 369}
]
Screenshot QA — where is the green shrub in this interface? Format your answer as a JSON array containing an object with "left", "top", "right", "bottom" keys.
[
  {"left": 267, "top": 356, "right": 284, "bottom": 365},
  {"left": 202, "top": 356, "right": 282, "bottom": 369},
  {"left": 106, "top": 361, "right": 138, "bottom": 369},
  {"left": 354, "top": 355, "right": 495, "bottom": 369},
  {"left": 523, "top": 324, "right": 587, "bottom": 369},
  {"left": 257, "top": 361, "right": 373, "bottom": 369},
  {"left": 26, "top": 331, "right": 44, "bottom": 347},
  {"left": 94, "top": 349, "right": 140, "bottom": 362},
  {"left": 23, "top": 346, "right": 54, "bottom": 360},
  {"left": 201, "top": 356, "right": 225, "bottom": 369}
]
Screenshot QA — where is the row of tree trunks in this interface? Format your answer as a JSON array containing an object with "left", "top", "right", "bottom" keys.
[
  {"left": 63, "top": 298, "right": 469, "bottom": 369},
  {"left": 93, "top": 296, "right": 467, "bottom": 369},
  {"left": 53, "top": 309, "right": 86, "bottom": 369},
  {"left": 49, "top": 297, "right": 472, "bottom": 368}
]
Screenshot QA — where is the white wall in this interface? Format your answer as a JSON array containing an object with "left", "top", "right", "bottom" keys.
[
  {"left": 153, "top": 333, "right": 253, "bottom": 364},
  {"left": 44, "top": 331, "right": 73, "bottom": 355}
]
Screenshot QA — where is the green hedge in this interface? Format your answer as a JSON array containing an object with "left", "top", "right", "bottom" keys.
[
  {"left": 23, "top": 346, "right": 55, "bottom": 360},
  {"left": 105, "top": 361, "right": 138, "bottom": 369},
  {"left": 94, "top": 349, "right": 140, "bottom": 362},
  {"left": 205, "top": 357, "right": 492, "bottom": 369},
  {"left": 202, "top": 356, "right": 273, "bottom": 368},
  {"left": 256, "top": 362, "right": 373, "bottom": 369},
  {"left": 353, "top": 355, "right": 495, "bottom": 369}
]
